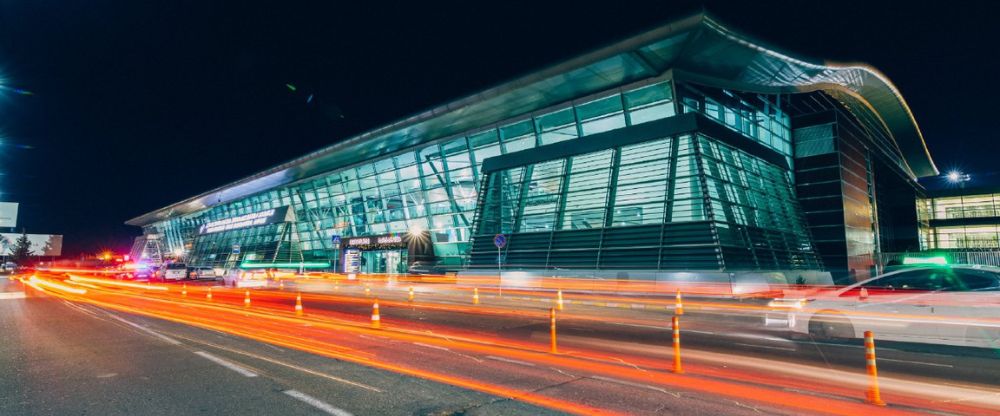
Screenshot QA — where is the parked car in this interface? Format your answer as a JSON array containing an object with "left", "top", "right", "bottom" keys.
[
  {"left": 407, "top": 261, "right": 447, "bottom": 275},
  {"left": 1, "top": 262, "right": 16, "bottom": 273},
  {"left": 222, "top": 269, "right": 268, "bottom": 288},
  {"left": 187, "top": 266, "right": 218, "bottom": 280},
  {"left": 766, "top": 264, "right": 1000, "bottom": 348},
  {"left": 161, "top": 263, "right": 188, "bottom": 281},
  {"left": 116, "top": 264, "right": 154, "bottom": 280}
]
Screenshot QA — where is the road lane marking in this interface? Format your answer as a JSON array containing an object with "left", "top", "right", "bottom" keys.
[
  {"left": 283, "top": 389, "right": 354, "bottom": 416},
  {"left": 105, "top": 314, "right": 182, "bottom": 345},
  {"left": 161, "top": 332, "right": 382, "bottom": 392},
  {"left": 733, "top": 343, "right": 796, "bottom": 352},
  {"left": 412, "top": 342, "right": 450, "bottom": 351},
  {"left": 591, "top": 376, "right": 681, "bottom": 398},
  {"left": 486, "top": 355, "right": 536, "bottom": 367},
  {"left": 879, "top": 357, "right": 954, "bottom": 368},
  {"left": 194, "top": 351, "right": 258, "bottom": 377},
  {"left": 0, "top": 291, "right": 25, "bottom": 299}
]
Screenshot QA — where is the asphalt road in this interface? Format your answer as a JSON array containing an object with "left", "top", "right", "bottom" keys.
[{"left": 1, "top": 276, "right": 818, "bottom": 416}]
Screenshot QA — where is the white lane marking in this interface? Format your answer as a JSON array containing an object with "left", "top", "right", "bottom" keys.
[
  {"left": 879, "top": 357, "right": 954, "bottom": 368},
  {"left": 733, "top": 343, "right": 796, "bottom": 352},
  {"left": 412, "top": 342, "right": 450, "bottom": 351},
  {"left": 0, "top": 291, "right": 26, "bottom": 299},
  {"left": 194, "top": 351, "right": 258, "bottom": 377},
  {"left": 686, "top": 329, "right": 716, "bottom": 335},
  {"left": 283, "top": 389, "right": 354, "bottom": 416},
  {"left": 591, "top": 375, "right": 681, "bottom": 398},
  {"left": 105, "top": 314, "right": 182, "bottom": 345},
  {"left": 486, "top": 355, "right": 536, "bottom": 367},
  {"left": 613, "top": 322, "right": 665, "bottom": 330}
]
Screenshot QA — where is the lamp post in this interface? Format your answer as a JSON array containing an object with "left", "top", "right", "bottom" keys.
[{"left": 946, "top": 170, "right": 971, "bottom": 188}]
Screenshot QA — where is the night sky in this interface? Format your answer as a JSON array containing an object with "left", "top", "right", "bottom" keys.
[{"left": 1, "top": 1, "right": 998, "bottom": 256}]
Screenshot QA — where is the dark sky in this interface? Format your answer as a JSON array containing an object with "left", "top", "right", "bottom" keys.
[{"left": 1, "top": 1, "right": 998, "bottom": 255}]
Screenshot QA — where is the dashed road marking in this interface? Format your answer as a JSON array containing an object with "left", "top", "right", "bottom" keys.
[
  {"left": 486, "top": 355, "right": 536, "bottom": 367},
  {"left": 0, "top": 291, "right": 26, "bottom": 300},
  {"left": 194, "top": 351, "right": 258, "bottom": 377},
  {"left": 105, "top": 314, "right": 182, "bottom": 345},
  {"left": 283, "top": 389, "right": 354, "bottom": 416},
  {"left": 879, "top": 357, "right": 954, "bottom": 368},
  {"left": 591, "top": 375, "right": 681, "bottom": 398},
  {"left": 412, "top": 342, "right": 450, "bottom": 351}
]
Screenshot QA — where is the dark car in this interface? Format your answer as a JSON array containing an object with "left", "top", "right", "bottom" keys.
[{"left": 407, "top": 261, "right": 447, "bottom": 275}]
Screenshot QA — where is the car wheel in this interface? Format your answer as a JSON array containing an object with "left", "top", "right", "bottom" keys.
[{"left": 808, "top": 311, "right": 855, "bottom": 341}]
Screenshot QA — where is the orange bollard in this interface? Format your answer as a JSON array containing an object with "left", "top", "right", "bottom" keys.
[
  {"left": 675, "top": 289, "right": 684, "bottom": 316},
  {"left": 295, "top": 292, "right": 304, "bottom": 316},
  {"left": 181, "top": 283, "right": 187, "bottom": 297},
  {"left": 550, "top": 307, "right": 558, "bottom": 353},
  {"left": 864, "top": 331, "right": 886, "bottom": 406},
  {"left": 206, "top": 287, "right": 213, "bottom": 301},
  {"left": 365, "top": 286, "right": 371, "bottom": 297},
  {"left": 371, "top": 298, "right": 381, "bottom": 329},
  {"left": 279, "top": 280, "right": 284, "bottom": 290},
  {"left": 672, "top": 316, "right": 684, "bottom": 373},
  {"left": 473, "top": 287, "right": 480, "bottom": 305},
  {"left": 244, "top": 290, "right": 251, "bottom": 308},
  {"left": 408, "top": 286, "right": 414, "bottom": 303},
  {"left": 556, "top": 289, "right": 564, "bottom": 311}
]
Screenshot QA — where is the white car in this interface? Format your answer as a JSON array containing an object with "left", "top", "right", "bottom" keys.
[
  {"left": 766, "top": 265, "right": 1000, "bottom": 348},
  {"left": 222, "top": 270, "right": 268, "bottom": 288},
  {"left": 161, "top": 263, "right": 188, "bottom": 281}
]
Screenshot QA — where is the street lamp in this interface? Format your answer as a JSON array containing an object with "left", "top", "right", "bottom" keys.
[{"left": 945, "top": 170, "right": 971, "bottom": 187}]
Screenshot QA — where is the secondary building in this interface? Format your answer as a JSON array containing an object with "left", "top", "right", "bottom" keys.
[{"left": 127, "top": 12, "right": 937, "bottom": 285}]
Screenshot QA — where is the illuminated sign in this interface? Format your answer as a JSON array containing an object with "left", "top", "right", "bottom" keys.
[
  {"left": 0, "top": 202, "right": 17, "bottom": 228},
  {"left": 344, "top": 233, "right": 407, "bottom": 249},
  {"left": 198, "top": 206, "right": 290, "bottom": 235},
  {"left": 902, "top": 255, "right": 949, "bottom": 266}
]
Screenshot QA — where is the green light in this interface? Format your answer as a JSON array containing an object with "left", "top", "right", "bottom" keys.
[
  {"left": 902, "top": 256, "right": 948, "bottom": 266},
  {"left": 239, "top": 261, "right": 330, "bottom": 269}
]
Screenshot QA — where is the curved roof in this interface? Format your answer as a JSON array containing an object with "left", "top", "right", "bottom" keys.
[{"left": 128, "top": 12, "right": 935, "bottom": 227}]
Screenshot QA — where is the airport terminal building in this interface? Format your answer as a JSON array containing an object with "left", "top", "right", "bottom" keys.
[{"left": 127, "top": 13, "right": 937, "bottom": 284}]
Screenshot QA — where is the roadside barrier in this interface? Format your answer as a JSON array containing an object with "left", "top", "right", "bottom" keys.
[
  {"left": 372, "top": 298, "right": 381, "bottom": 329},
  {"left": 244, "top": 290, "right": 251, "bottom": 308},
  {"left": 473, "top": 288, "right": 480, "bottom": 305},
  {"left": 550, "top": 307, "right": 558, "bottom": 353},
  {"left": 556, "top": 289, "right": 564, "bottom": 311},
  {"left": 295, "top": 292, "right": 304, "bottom": 316},
  {"left": 864, "top": 331, "right": 886, "bottom": 406},
  {"left": 672, "top": 316, "right": 683, "bottom": 373},
  {"left": 675, "top": 289, "right": 684, "bottom": 315}
]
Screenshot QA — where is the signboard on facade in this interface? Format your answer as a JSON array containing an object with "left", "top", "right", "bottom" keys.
[
  {"left": 331, "top": 235, "right": 341, "bottom": 249},
  {"left": 197, "top": 206, "right": 291, "bottom": 235},
  {"left": 343, "top": 233, "right": 408, "bottom": 250},
  {"left": 0, "top": 233, "right": 63, "bottom": 256},
  {"left": 0, "top": 203, "right": 18, "bottom": 228}
]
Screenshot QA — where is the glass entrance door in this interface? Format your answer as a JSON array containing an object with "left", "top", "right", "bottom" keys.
[{"left": 360, "top": 249, "right": 408, "bottom": 274}]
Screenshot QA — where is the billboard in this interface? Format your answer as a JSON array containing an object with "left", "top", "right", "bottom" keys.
[
  {"left": 0, "top": 233, "right": 63, "bottom": 256},
  {"left": 0, "top": 203, "right": 17, "bottom": 228}
]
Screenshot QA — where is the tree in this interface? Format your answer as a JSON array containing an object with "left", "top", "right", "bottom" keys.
[{"left": 10, "top": 233, "right": 34, "bottom": 264}]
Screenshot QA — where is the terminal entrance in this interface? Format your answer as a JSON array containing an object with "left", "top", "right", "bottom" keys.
[{"left": 359, "top": 249, "right": 407, "bottom": 274}]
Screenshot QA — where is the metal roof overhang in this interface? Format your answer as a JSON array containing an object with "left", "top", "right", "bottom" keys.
[{"left": 127, "top": 12, "right": 936, "bottom": 227}]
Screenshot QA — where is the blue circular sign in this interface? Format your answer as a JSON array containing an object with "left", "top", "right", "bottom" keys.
[{"left": 493, "top": 234, "right": 507, "bottom": 249}]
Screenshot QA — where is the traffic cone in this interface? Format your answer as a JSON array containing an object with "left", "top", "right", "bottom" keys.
[
  {"left": 550, "top": 308, "right": 558, "bottom": 353},
  {"left": 365, "top": 286, "right": 371, "bottom": 297},
  {"left": 408, "top": 286, "right": 414, "bottom": 303},
  {"left": 207, "top": 287, "right": 213, "bottom": 301},
  {"left": 672, "top": 316, "right": 683, "bottom": 374},
  {"left": 181, "top": 283, "right": 187, "bottom": 297},
  {"left": 279, "top": 280, "right": 284, "bottom": 290},
  {"left": 675, "top": 289, "right": 684, "bottom": 316},
  {"left": 244, "top": 290, "right": 251, "bottom": 308},
  {"left": 295, "top": 292, "right": 303, "bottom": 316},
  {"left": 473, "top": 288, "right": 480, "bottom": 305},
  {"left": 864, "top": 331, "right": 886, "bottom": 406},
  {"left": 556, "top": 289, "right": 564, "bottom": 311},
  {"left": 371, "top": 298, "right": 381, "bottom": 329}
]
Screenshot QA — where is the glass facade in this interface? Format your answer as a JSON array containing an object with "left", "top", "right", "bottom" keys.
[
  {"left": 470, "top": 133, "right": 820, "bottom": 270},
  {"left": 141, "top": 79, "right": 679, "bottom": 269},
  {"left": 918, "top": 192, "right": 1000, "bottom": 250}
]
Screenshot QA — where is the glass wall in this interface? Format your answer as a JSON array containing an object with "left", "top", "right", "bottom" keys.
[
  {"left": 472, "top": 133, "right": 819, "bottom": 270},
  {"left": 918, "top": 192, "right": 1000, "bottom": 250},
  {"left": 147, "top": 79, "right": 678, "bottom": 269},
  {"left": 921, "top": 193, "right": 1000, "bottom": 220}
]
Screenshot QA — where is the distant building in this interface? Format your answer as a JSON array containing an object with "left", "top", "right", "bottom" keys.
[
  {"left": 127, "top": 12, "right": 938, "bottom": 285},
  {"left": 917, "top": 187, "right": 1000, "bottom": 250}
]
